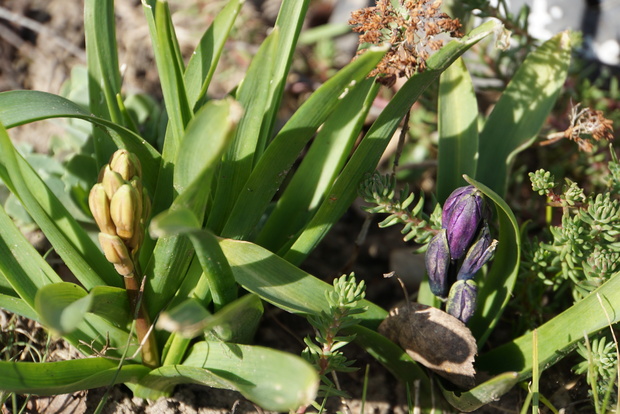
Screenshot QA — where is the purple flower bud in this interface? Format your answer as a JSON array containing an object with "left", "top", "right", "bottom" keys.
[
  {"left": 446, "top": 279, "right": 477, "bottom": 323},
  {"left": 425, "top": 229, "right": 451, "bottom": 297},
  {"left": 457, "top": 225, "right": 498, "bottom": 280},
  {"left": 442, "top": 186, "right": 484, "bottom": 260}
]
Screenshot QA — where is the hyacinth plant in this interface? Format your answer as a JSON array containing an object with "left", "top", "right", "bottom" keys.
[
  {"left": 0, "top": 0, "right": 617, "bottom": 412},
  {"left": 0, "top": 0, "right": 517, "bottom": 411}
]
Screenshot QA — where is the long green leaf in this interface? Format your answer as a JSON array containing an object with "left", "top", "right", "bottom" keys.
[
  {"left": 473, "top": 274, "right": 620, "bottom": 406},
  {"left": 137, "top": 340, "right": 319, "bottom": 411},
  {"left": 84, "top": 0, "right": 123, "bottom": 164},
  {"left": 184, "top": 0, "right": 245, "bottom": 110},
  {"left": 476, "top": 32, "right": 571, "bottom": 197},
  {"left": 257, "top": 77, "right": 380, "bottom": 252},
  {"left": 437, "top": 57, "right": 479, "bottom": 203},
  {"left": 0, "top": 90, "right": 161, "bottom": 195},
  {"left": 142, "top": 0, "right": 191, "bottom": 152},
  {"left": 0, "top": 359, "right": 149, "bottom": 395},
  {"left": 285, "top": 19, "right": 505, "bottom": 265},
  {"left": 218, "top": 238, "right": 387, "bottom": 327},
  {"left": 207, "top": 31, "right": 280, "bottom": 234},
  {"left": 465, "top": 176, "right": 520, "bottom": 346},
  {"left": 220, "top": 45, "right": 388, "bottom": 239}
]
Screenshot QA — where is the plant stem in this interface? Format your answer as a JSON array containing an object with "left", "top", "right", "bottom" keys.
[{"left": 124, "top": 268, "right": 159, "bottom": 369}]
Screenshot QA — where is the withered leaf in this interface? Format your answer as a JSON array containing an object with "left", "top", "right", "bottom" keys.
[{"left": 378, "top": 302, "right": 477, "bottom": 389}]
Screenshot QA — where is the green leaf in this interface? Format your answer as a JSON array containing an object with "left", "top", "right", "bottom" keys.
[
  {"left": 207, "top": 30, "right": 280, "bottom": 234},
  {"left": 476, "top": 32, "right": 571, "bottom": 197},
  {"left": 437, "top": 57, "right": 479, "bottom": 203},
  {"left": 478, "top": 274, "right": 620, "bottom": 380},
  {"left": 138, "top": 341, "right": 318, "bottom": 412},
  {"left": 35, "top": 283, "right": 131, "bottom": 335},
  {"left": 0, "top": 90, "right": 161, "bottom": 195},
  {"left": 157, "top": 294, "right": 262, "bottom": 343},
  {"left": 257, "top": 77, "right": 380, "bottom": 252},
  {"left": 440, "top": 372, "right": 520, "bottom": 412},
  {"left": 35, "top": 283, "right": 92, "bottom": 335},
  {"left": 218, "top": 238, "right": 387, "bottom": 327},
  {"left": 142, "top": 0, "right": 191, "bottom": 151},
  {"left": 464, "top": 176, "right": 520, "bottom": 346},
  {"left": 84, "top": 0, "right": 123, "bottom": 163},
  {"left": 184, "top": 0, "right": 245, "bottom": 110},
  {"left": 219, "top": 45, "right": 388, "bottom": 239},
  {"left": 144, "top": 100, "right": 240, "bottom": 317},
  {"left": 285, "top": 19, "right": 504, "bottom": 265},
  {"left": 0, "top": 359, "right": 149, "bottom": 395}
]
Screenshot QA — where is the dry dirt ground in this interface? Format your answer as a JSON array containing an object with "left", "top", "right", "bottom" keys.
[{"left": 0, "top": 0, "right": 591, "bottom": 413}]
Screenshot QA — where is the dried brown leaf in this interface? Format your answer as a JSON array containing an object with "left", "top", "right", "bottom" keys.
[{"left": 378, "top": 302, "right": 477, "bottom": 389}]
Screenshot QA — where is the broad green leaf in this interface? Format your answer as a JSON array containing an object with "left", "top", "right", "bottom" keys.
[
  {"left": 138, "top": 341, "right": 318, "bottom": 411},
  {"left": 464, "top": 176, "right": 520, "bottom": 346},
  {"left": 257, "top": 77, "right": 380, "bottom": 252},
  {"left": 0, "top": 359, "right": 149, "bottom": 395},
  {"left": 476, "top": 32, "right": 571, "bottom": 197},
  {"left": 220, "top": 45, "right": 388, "bottom": 239},
  {"left": 0, "top": 90, "right": 161, "bottom": 195},
  {"left": 437, "top": 57, "right": 479, "bottom": 203},
  {"left": 35, "top": 283, "right": 92, "bottom": 334},
  {"left": 478, "top": 274, "right": 620, "bottom": 380},
  {"left": 0, "top": 122, "right": 119, "bottom": 289},
  {"left": 207, "top": 31, "right": 279, "bottom": 234},
  {"left": 184, "top": 0, "right": 245, "bottom": 110},
  {"left": 218, "top": 238, "right": 387, "bottom": 328},
  {"left": 285, "top": 19, "right": 505, "bottom": 265},
  {"left": 173, "top": 98, "right": 241, "bottom": 196},
  {"left": 84, "top": 0, "right": 123, "bottom": 163}
]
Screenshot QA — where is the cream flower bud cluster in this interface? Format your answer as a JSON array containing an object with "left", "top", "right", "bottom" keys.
[{"left": 89, "top": 150, "right": 150, "bottom": 276}]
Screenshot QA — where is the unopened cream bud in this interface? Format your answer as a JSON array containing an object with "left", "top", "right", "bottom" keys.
[
  {"left": 98, "top": 233, "right": 134, "bottom": 276},
  {"left": 110, "top": 184, "right": 140, "bottom": 240},
  {"left": 102, "top": 166, "right": 125, "bottom": 200},
  {"left": 88, "top": 184, "right": 116, "bottom": 235}
]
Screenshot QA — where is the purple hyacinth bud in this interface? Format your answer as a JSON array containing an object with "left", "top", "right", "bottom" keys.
[
  {"left": 457, "top": 225, "right": 498, "bottom": 280},
  {"left": 446, "top": 279, "right": 477, "bottom": 323},
  {"left": 425, "top": 229, "right": 451, "bottom": 297},
  {"left": 442, "top": 186, "right": 484, "bottom": 260}
]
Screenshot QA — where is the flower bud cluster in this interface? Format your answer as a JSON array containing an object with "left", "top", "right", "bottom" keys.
[
  {"left": 425, "top": 186, "right": 497, "bottom": 323},
  {"left": 89, "top": 150, "right": 150, "bottom": 277}
]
